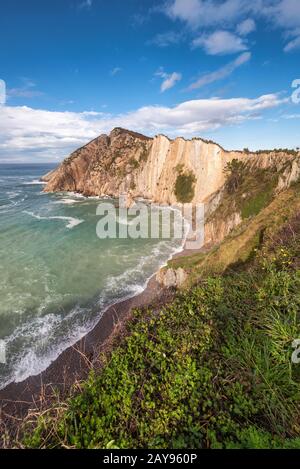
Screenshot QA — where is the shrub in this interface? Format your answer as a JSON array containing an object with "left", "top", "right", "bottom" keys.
[
  {"left": 129, "top": 158, "right": 139, "bottom": 169},
  {"left": 24, "top": 220, "right": 300, "bottom": 448},
  {"left": 223, "top": 159, "right": 245, "bottom": 193},
  {"left": 174, "top": 171, "right": 196, "bottom": 203}
]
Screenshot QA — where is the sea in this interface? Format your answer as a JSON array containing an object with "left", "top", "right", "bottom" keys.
[{"left": 0, "top": 164, "right": 186, "bottom": 389}]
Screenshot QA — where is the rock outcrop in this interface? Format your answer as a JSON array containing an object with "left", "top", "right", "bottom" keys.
[
  {"left": 43, "top": 127, "right": 300, "bottom": 253},
  {"left": 44, "top": 128, "right": 300, "bottom": 207},
  {"left": 43, "top": 127, "right": 250, "bottom": 204},
  {"left": 156, "top": 267, "right": 188, "bottom": 289}
]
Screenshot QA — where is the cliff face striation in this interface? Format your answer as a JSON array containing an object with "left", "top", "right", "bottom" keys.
[
  {"left": 43, "top": 127, "right": 249, "bottom": 204},
  {"left": 43, "top": 128, "right": 300, "bottom": 205},
  {"left": 43, "top": 127, "right": 300, "bottom": 248}
]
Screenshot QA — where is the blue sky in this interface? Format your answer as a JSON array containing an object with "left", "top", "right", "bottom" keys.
[{"left": 0, "top": 0, "right": 300, "bottom": 162}]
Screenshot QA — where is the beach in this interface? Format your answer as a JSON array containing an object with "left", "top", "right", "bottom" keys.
[{"left": 0, "top": 274, "right": 172, "bottom": 435}]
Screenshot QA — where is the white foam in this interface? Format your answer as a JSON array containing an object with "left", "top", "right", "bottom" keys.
[
  {"left": 66, "top": 191, "right": 86, "bottom": 199},
  {"left": 23, "top": 179, "right": 47, "bottom": 185},
  {"left": 117, "top": 216, "right": 135, "bottom": 226},
  {"left": 6, "top": 191, "right": 21, "bottom": 199},
  {"left": 52, "top": 198, "right": 80, "bottom": 205},
  {"left": 23, "top": 211, "right": 84, "bottom": 229},
  {"left": 0, "top": 205, "right": 188, "bottom": 390},
  {"left": 63, "top": 192, "right": 111, "bottom": 201},
  {"left": 1, "top": 308, "right": 89, "bottom": 386}
]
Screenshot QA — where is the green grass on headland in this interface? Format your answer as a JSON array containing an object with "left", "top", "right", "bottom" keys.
[{"left": 23, "top": 183, "right": 300, "bottom": 449}]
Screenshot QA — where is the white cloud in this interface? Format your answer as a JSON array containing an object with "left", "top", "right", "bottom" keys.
[
  {"left": 165, "top": 0, "right": 256, "bottom": 29},
  {"left": 0, "top": 93, "right": 286, "bottom": 161},
  {"left": 156, "top": 69, "right": 182, "bottom": 92},
  {"left": 110, "top": 67, "right": 122, "bottom": 76},
  {"left": 237, "top": 18, "right": 256, "bottom": 35},
  {"left": 192, "top": 30, "right": 248, "bottom": 55},
  {"left": 163, "top": 0, "right": 300, "bottom": 52},
  {"left": 148, "top": 31, "right": 183, "bottom": 47},
  {"left": 78, "top": 0, "right": 93, "bottom": 9},
  {"left": 284, "top": 35, "right": 300, "bottom": 52},
  {"left": 164, "top": 0, "right": 300, "bottom": 31},
  {"left": 188, "top": 52, "right": 251, "bottom": 89},
  {"left": 7, "top": 77, "right": 44, "bottom": 99},
  {"left": 261, "top": 0, "right": 300, "bottom": 30}
]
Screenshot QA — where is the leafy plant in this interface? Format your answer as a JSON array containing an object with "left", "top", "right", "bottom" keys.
[
  {"left": 223, "top": 159, "right": 245, "bottom": 193},
  {"left": 23, "top": 211, "right": 300, "bottom": 449},
  {"left": 174, "top": 171, "right": 196, "bottom": 203}
]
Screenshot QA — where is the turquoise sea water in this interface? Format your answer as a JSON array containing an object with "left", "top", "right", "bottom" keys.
[{"left": 0, "top": 164, "right": 185, "bottom": 389}]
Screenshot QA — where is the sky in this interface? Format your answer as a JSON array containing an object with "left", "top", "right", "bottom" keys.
[{"left": 0, "top": 0, "right": 300, "bottom": 163}]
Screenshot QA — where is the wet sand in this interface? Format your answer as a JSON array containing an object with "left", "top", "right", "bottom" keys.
[
  {"left": 0, "top": 246, "right": 203, "bottom": 436},
  {"left": 0, "top": 275, "right": 170, "bottom": 419}
]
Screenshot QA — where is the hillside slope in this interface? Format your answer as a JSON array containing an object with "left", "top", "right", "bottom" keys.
[
  {"left": 43, "top": 128, "right": 300, "bottom": 208},
  {"left": 23, "top": 180, "right": 300, "bottom": 449}
]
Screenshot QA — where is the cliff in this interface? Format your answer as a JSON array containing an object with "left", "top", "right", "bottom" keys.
[
  {"left": 43, "top": 127, "right": 299, "bottom": 204},
  {"left": 43, "top": 127, "right": 300, "bottom": 247},
  {"left": 43, "top": 127, "right": 248, "bottom": 203}
]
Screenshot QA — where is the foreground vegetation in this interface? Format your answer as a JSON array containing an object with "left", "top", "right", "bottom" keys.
[{"left": 23, "top": 183, "right": 300, "bottom": 449}]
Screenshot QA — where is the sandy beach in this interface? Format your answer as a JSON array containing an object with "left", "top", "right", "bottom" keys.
[
  {"left": 0, "top": 271, "right": 174, "bottom": 428},
  {"left": 0, "top": 235, "right": 208, "bottom": 447}
]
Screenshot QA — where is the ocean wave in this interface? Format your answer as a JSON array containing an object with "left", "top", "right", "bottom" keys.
[
  {"left": 0, "top": 204, "right": 188, "bottom": 390},
  {"left": 6, "top": 191, "right": 21, "bottom": 199},
  {"left": 23, "top": 180, "right": 47, "bottom": 185},
  {"left": 99, "top": 220, "right": 187, "bottom": 305},
  {"left": 0, "top": 235, "right": 183, "bottom": 389},
  {"left": 65, "top": 191, "right": 86, "bottom": 199},
  {"left": 23, "top": 211, "right": 84, "bottom": 229},
  {"left": 0, "top": 306, "right": 90, "bottom": 387},
  {"left": 52, "top": 198, "right": 80, "bottom": 205}
]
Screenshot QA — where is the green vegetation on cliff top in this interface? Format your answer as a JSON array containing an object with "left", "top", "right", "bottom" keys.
[{"left": 21, "top": 178, "right": 300, "bottom": 449}]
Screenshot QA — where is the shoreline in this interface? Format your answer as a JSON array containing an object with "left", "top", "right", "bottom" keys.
[
  {"left": 0, "top": 236, "right": 197, "bottom": 429},
  {"left": 0, "top": 190, "right": 188, "bottom": 392},
  {"left": 0, "top": 274, "right": 167, "bottom": 422},
  {"left": 0, "top": 181, "right": 203, "bottom": 441}
]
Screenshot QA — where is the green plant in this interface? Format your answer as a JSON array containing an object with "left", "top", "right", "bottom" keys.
[
  {"left": 223, "top": 159, "right": 245, "bottom": 193},
  {"left": 23, "top": 212, "right": 300, "bottom": 449},
  {"left": 174, "top": 171, "right": 196, "bottom": 203},
  {"left": 22, "top": 182, "right": 300, "bottom": 450},
  {"left": 139, "top": 144, "right": 149, "bottom": 162},
  {"left": 130, "top": 180, "right": 136, "bottom": 190},
  {"left": 129, "top": 158, "right": 139, "bottom": 169}
]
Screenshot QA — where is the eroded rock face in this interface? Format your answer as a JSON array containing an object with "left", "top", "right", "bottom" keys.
[
  {"left": 44, "top": 128, "right": 300, "bottom": 207},
  {"left": 204, "top": 212, "right": 242, "bottom": 245},
  {"left": 276, "top": 159, "right": 300, "bottom": 193},
  {"left": 43, "top": 127, "right": 300, "bottom": 251},
  {"left": 156, "top": 267, "right": 187, "bottom": 288},
  {"left": 43, "top": 128, "right": 153, "bottom": 197},
  {"left": 43, "top": 127, "right": 249, "bottom": 204}
]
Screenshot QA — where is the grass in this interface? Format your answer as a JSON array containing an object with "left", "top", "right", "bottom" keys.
[
  {"left": 174, "top": 171, "right": 196, "bottom": 203},
  {"left": 22, "top": 190, "right": 300, "bottom": 449},
  {"left": 11, "top": 161, "right": 300, "bottom": 449},
  {"left": 169, "top": 182, "right": 300, "bottom": 278},
  {"left": 209, "top": 163, "right": 280, "bottom": 224},
  {"left": 241, "top": 182, "right": 274, "bottom": 219}
]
